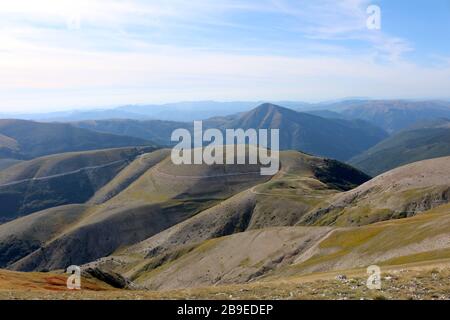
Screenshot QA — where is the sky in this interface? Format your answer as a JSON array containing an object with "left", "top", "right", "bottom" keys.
[{"left": 1, "top": 0, "right": 450, "bottom": 112}]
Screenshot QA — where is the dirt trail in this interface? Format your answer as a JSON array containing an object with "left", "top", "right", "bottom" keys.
[{"left": 0, "top": 159, "right": 127, "bottom": 188}]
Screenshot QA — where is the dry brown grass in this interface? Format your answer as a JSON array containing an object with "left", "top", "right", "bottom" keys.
[{"left": 1, "top": 260, "right": 449, "bottom": 300}]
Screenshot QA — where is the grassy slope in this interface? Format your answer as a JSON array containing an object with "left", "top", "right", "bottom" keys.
[
  {"left": 116, "top": 203, "right": 450, "bottom": 291},
  {"left": 301, "top": 156, "right": 450, "bottom": 226},
  {"left": 0, "top": 269, "right": 114, "bottom": 296},
  {"left": 0, "top": 147, "right": 152, "bottom": 183},
  {"left": 88, "top": 149, "right": 171, "bottom": 204},
  {"left": 1, "top": 261, "right": 450, "bottom": 299},
  {"left": 284, "top": 204, "right": 450, "bottom": 275},
  {"left": 0, "top": 204, "right": 90, "bottom": 267}
]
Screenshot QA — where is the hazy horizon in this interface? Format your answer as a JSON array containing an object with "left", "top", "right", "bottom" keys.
[{"left": 3, "top": 97, "right": 450, "bottom": 115}]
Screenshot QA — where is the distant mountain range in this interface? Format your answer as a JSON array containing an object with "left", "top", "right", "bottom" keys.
[
  {"left": 73, "top": 119, "right": 191, "bottom": 147},
  {"left": 349, "top": 118, "right": 450, "bottom": 176},
  {"left": 212, "top": 103, "right": 388, "bottom": 161},
  {"left": 4, "top": 99, "right": 450, "bottom": 134},
  {"left": 0, "top": 98, "right": 450, "bottom": 133},
  {"left": 0, "top": 119, "right": 154, "bottom": 160},
  {"left": 3, "top": 100, "right": 450, "bottom": 174},
  {"left": 0, "top": 101, "right": 271, "bottom": 122},
  {"left": 71, "top": 104, "right": 388, "bottom": 161},
  {"left": 320, "top": 100, "right": 450, "bottom": 133}
]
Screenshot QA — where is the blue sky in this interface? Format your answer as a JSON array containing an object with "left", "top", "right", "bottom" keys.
[{"left": 0, "top": 0, "right": 449, "bottom": 112}]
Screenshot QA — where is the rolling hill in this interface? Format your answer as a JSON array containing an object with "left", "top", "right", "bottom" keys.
[
  {"left": 349, "top": 119, "right": 450, "bottom": 176},
  {"left": 0, "top": 119, "right": 153, "bottom": 160},
  {"left": 0, "top": 147, "right": 154, "bottom": 223},
  {"left": 0, "top": 148, "right": 369, "bottom": 272}
]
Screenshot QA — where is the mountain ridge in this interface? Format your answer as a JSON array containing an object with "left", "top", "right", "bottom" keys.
[
  {"left": 0, "top": 119, "right": 155, "bottom": 160},
  {"left": 73, "top": 103, "right": 388, "bottom": 161},
  {"left": 349, "top": 119, "right": 450, "bottom": 175}
]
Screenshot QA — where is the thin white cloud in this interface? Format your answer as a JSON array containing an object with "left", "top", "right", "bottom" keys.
[
  {"left": 268, "top": 0, "right": 413, "bottom": 61},
  {"left": 0, "top": 0, "right": 448, "bottom": 112}
]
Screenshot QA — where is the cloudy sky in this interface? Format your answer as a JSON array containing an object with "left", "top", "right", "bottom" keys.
[{"left": 1, "top": 0, "right": 450, "bottom": 112}]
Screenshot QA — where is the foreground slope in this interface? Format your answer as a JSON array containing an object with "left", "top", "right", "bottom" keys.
[
  {"left": 99, "top": 204, "right": 450, "bottom": 291},
  {"left": 2, "top": 261, "right": 450, "bottom": 300}
]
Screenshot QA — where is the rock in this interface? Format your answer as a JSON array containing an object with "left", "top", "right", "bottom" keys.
[
  {"left": 82, "top": 267, "right": 135, "bottom": 289},
  {"left": 335, "top": 274, "right": 347, "bottom": 281}
]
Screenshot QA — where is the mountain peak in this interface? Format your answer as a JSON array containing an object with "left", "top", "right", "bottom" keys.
[
  {"left": 253, "top": 103, "right": 286, "bottom": 114},
  {"left": 235, "top": 103, "right": 291, "bottom": 129},
  {"left": 245, "top": 103, "right": 297, "bottom": 121}
]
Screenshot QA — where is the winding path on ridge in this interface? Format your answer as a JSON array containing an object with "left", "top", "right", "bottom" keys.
[{"left": 0, "top": 159, "right": 128, "bottom": 188}]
